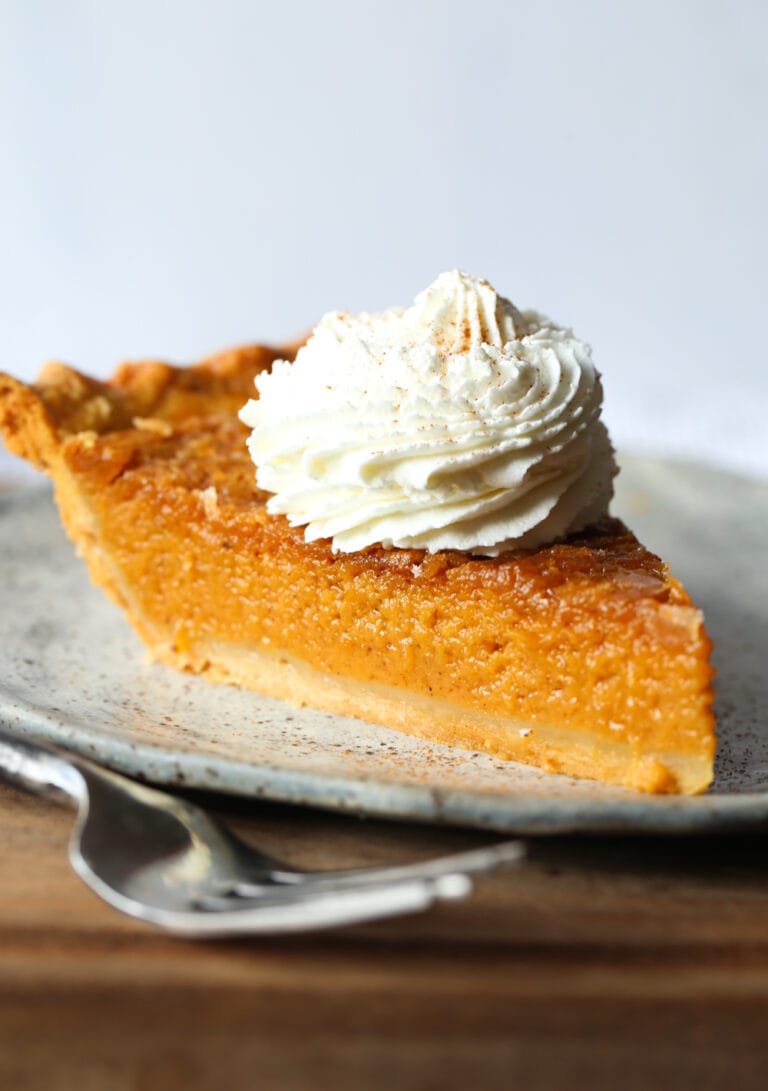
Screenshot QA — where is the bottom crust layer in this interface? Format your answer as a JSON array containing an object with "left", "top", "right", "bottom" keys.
[{"left": 151, "top": 636, "right": 712, "bottom": 796}]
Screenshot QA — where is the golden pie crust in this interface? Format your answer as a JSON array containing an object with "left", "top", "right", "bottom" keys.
[{"left": 0, "top": 346, "right": 716, "bottom": 794}]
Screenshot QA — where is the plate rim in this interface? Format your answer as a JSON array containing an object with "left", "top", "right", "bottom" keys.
[{"left": 4, "top": 686, "right": 768, "bottom": 837}]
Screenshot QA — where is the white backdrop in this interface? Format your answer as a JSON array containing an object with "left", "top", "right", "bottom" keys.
[{"left": 1, "top": 0, "right": 766, "bottom": 478}]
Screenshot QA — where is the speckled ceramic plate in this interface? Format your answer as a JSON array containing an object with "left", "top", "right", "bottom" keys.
[{"left": 1, "top": 456, "right": 766, "bottom": 834}]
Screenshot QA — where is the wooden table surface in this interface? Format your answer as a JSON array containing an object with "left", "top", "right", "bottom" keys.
[{"left": 1, "top": 782, "right": 768, "bottom": 1090}]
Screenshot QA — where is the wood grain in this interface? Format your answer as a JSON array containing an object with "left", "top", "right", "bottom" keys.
[{"left": 1, "top": 781, "right": 768, "bottom": 1090}]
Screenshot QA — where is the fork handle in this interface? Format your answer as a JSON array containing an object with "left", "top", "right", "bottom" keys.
[{"left": 0, "top": 728, "right": 85, "bottom": 803}]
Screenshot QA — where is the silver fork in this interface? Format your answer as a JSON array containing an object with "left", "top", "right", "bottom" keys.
[{"left": 0, "top": 729, "right": 523, "bottom": 936}]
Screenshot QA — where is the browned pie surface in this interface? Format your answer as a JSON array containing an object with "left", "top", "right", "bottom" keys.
[{"left": 0, "top": 346, "right": 715, "bottom": 794}]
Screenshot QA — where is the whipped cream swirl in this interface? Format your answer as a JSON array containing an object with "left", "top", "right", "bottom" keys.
[{"left": 240, "top": 271, "right": 616, "bottom": 554}]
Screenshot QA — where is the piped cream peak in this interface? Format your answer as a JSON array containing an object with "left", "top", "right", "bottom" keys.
[{"left": 240, "top": 271, "right": 617, "bottom": 554}]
